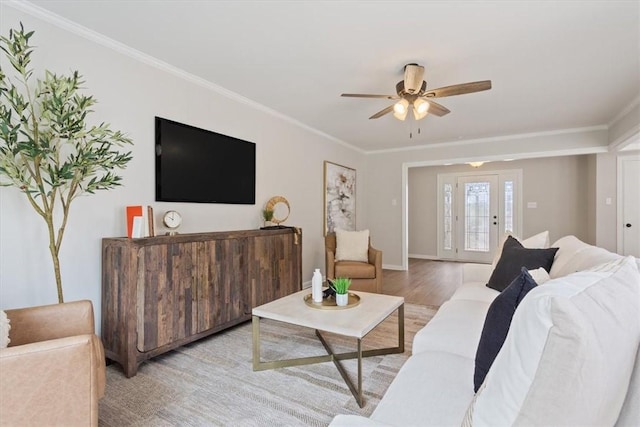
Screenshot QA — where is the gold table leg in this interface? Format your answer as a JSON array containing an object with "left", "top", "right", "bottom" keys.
[{"left": 252, "top": 303, "right": 405, "bottom": 408}]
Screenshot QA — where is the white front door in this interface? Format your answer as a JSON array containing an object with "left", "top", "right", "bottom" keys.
[
  {"left": 457, "top": 175, "right": 500, "bottom": 263},
  {"left": 619, "top": 156, "right": 640, "bottom": 257},
  {"left": 437, "top": 170, "right": 521, "bottom": 262}
]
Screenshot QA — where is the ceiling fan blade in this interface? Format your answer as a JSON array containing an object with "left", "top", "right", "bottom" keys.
[
  {"left": 424, "top": 80, "right": 492, "bottom": 98},
  {"left": 425, "top": 99, "right": 451, "bottom": 117},
  {"left": 369, "top": 105, "right": 395, "bottom": 119},
  {"left": 341, "top": 93, "right": 398, "bottom": 99}
]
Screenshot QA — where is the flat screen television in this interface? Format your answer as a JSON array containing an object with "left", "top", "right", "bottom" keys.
[{"left": 155, "top": 117, "right": 256, "bottom": 204}]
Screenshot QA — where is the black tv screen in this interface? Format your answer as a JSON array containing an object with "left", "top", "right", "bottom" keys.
[{"left": 155, "top": 117, "right": 256, "bottom": 204}]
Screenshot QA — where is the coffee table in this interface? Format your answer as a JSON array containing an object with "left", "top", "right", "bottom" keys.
[{"left": 252, "top": 289, "right": 405, "bottom": 407}]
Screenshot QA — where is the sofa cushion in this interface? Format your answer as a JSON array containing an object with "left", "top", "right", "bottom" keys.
[
  {"left": 474, "top": 267, "right": 538, "bottom": 392},
  {"left": 334, "top": 261, "right": 375, "bottom": 279},
  {"left": 550, "top": 235, "right": 622, "bottom": 278},
  {"left": 486, "top": 236, "right": 558, "bottom": 291},
  {"left": 335, "top": 229, "right": 369, "bottom": 262},
  {"left": 371, "top": 351, "right": 475, "bottom": 427},
  {"left": 471, "top": 256, "right": 640, "bottom": 427},
  {"left": 413, "top": 299, "right": 491, "bottom": 358},
  {"left": 449, "top": 282, "right": 499, "bottom": 304},
  {"left": 462, "top": 263, "right": 494, "bottom": 285},
  {"left": 528, "top": 267, "right": 550, "bottom": 284},
  {"left": 616, "top": 342, "right": 640, "bottom": 427}
]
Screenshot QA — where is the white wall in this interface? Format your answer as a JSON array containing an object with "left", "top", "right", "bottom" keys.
[
  {"left": 0, "top": 6, "right": 366, "bottom": 329},
  {"left": 408, "top": 155, "right": 592, "bottom": 258}
]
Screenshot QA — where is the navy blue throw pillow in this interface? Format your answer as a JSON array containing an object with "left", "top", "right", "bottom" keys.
[
  {"left": 474, "top": 267, "right": 538, "bottom": 392},
  {"left": 486, "top": 236, "right": 558, "bottom": 292}
]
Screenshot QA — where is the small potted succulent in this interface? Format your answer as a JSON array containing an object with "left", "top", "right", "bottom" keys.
[
  {"left": 331, "top": 277, "right": 352, "bottom": 306},
  {"left": 262, "top": 208, "right": 274, "bottom": 227}
]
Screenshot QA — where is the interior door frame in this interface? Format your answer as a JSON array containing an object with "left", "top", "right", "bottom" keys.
[{"left": 617, "top": 153, "right": 640, "bottom": 255}]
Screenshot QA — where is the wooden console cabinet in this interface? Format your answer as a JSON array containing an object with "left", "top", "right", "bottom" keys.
[{"left": 101, "top": 227, "right": 302, "bottom": 377}]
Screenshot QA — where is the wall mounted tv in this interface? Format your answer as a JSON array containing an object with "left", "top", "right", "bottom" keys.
[{"left": 155, "top": 117, "right": 256, "bottom": 204}]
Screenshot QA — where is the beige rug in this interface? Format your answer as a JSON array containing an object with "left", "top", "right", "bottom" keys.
[{"left": 99, "top": 303, "right": 438, "bottom": 427}]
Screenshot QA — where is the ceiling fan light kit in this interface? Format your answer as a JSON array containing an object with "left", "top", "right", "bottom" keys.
[
  {"left": 341, "top": 63, "right": 492, "bottom": 123},
  {"left": 467, "top": 161, "right": 485, "bottom": 168},
  {"left": 393, "top": 99, "right": 409, "bottom": 120},
  {"left": 413, "top": 98, "right": 430, "bottom": 119}
]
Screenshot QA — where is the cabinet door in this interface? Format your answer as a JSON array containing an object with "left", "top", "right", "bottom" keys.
[
  {"left": 137, "top": 243, "right": 197, "bottom": 352},
  {"left": 196, "top": 238, "right": 250, "bottom": 333},
  {"left": 252, "top": 232, "right": 302, "bottom": 308}
]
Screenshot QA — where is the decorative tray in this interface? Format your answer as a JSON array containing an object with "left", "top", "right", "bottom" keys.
[{"left": 303, "top": 292, "right": 360, "bottom": 310}]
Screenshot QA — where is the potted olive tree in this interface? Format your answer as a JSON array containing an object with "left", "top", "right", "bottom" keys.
[{"left": 0, "top": 24, "right": 133, "bottom": 303}]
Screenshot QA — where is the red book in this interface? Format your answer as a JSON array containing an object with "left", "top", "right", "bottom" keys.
[{"left": 126, "top": 205, "right": 143, "bottom": 238}]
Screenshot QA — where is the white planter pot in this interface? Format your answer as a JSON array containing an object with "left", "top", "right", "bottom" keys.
[{"left": 336, "top": 293, "right": 349, "bottom": 306}]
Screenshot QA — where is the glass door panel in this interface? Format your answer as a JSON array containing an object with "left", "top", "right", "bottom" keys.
[{"left": 457, "top": 175, "right": 499, "bottom": 262}]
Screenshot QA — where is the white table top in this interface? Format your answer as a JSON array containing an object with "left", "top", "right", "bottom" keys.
[{"left": 252, "top": 289, "right": 404, "bottom": 339}]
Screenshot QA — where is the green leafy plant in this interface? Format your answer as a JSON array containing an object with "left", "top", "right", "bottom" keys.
[
  {"left": 262, "top": 208, "right": 274, "bottom": 222},
  {"left": 0, "top": 24, "right": 133, "bottom": 303},
  {"left": 330, "top": 277, "right": 352, "bottom": 295}
]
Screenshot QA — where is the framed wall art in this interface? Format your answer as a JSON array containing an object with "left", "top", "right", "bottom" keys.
[{"left": 324, "top": 161, "right": 356, "bottom": 235}]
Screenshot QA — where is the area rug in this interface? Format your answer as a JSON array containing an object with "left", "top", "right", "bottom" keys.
[{"left": 99, "top": 303, "right": 439, "bottom": 427}]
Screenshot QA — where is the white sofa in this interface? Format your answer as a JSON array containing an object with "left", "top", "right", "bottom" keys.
[{"left": 331, "top": 235, "right": 640, "bottom": 426}]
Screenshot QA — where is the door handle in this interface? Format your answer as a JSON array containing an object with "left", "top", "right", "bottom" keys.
[{"left": 626, "top": 223, "right": 632, "bottom": 228}]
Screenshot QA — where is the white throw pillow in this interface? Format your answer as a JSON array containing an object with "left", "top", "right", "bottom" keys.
[
  {"left": 471, "top": 256, "right": 640, "bottom": 426},
  {"left": 527, "top": 267, "right": 550, "bottom": 284},
  {"left": 335, "top": 229, "right": 369, "bottom": 262},
  {"left": 550, "top": 236, "right": 622, "bottom": 278},
  {"left": 0, "top": 310, "right": 10, "bottom": 349}
]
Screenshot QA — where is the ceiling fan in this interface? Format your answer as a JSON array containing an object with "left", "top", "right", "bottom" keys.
[{"left": 341, "top": 63, "right": 492, "bottom": 121}]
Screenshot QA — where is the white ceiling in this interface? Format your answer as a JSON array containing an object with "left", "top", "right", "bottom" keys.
[{"left": 25, "top": 0, "right": 640, "bottom": 152}]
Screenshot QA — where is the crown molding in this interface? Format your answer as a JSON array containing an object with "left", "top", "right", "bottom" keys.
[
  {"left": 609, "top": 124, "right": 640, "bottom": 151},
  {"left": 365, "top": 125, "right": 608, "bottom": 155},
  {"left": 609, "top": 95, "right": 640, "bottom": 127}
]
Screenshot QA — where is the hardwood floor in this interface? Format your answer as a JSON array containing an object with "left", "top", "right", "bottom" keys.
[{"left": 381, "top": 258, "right": 463, "bottom": 307}]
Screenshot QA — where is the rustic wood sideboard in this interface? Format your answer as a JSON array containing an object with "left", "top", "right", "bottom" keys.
[{"left": 101, "top": 227, "right": 302, "bottom": 377}]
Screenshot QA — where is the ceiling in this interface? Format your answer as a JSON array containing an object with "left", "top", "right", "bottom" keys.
[{"left": 25, "top": 1, "right": 640, "bottom": 152}]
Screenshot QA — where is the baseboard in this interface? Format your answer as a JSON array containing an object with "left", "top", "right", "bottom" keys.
[
  {"left": 302, "top": 280, "right": 312, "bottom": 289},
  {"left": 382, "top": 264, "right": 405, "bottom": 271},
  {"left": 408, "top": 254, "right": 441, "bottom": 260}
]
